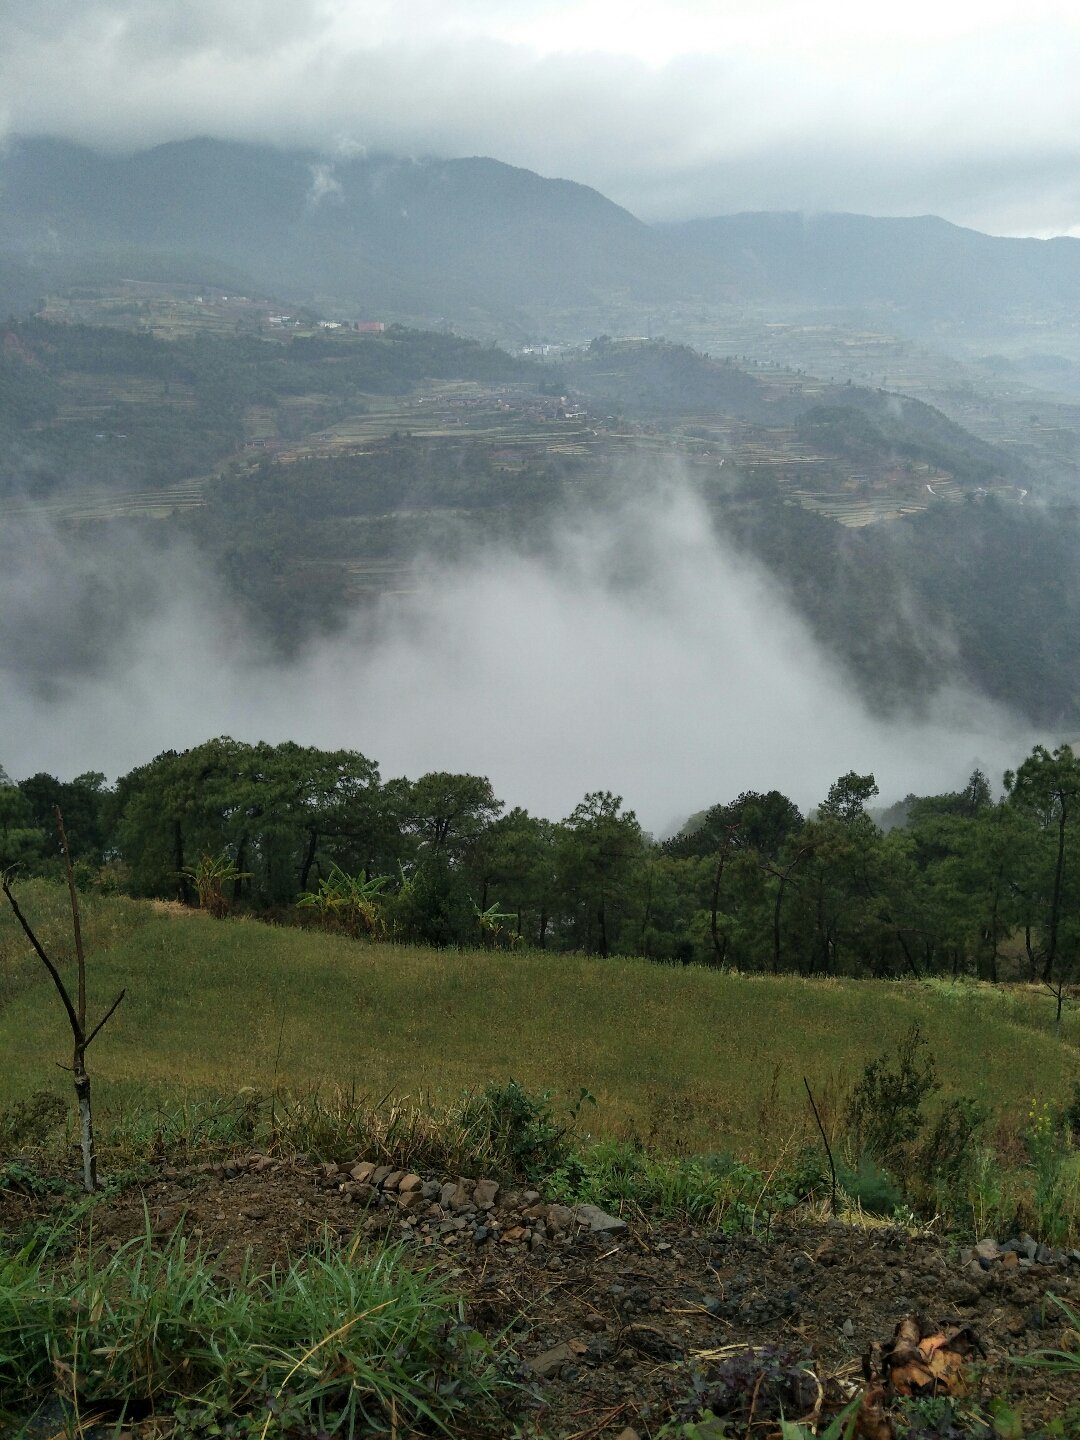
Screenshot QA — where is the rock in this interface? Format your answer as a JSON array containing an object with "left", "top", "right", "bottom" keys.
[
  {"left": 528, "top": 1339, "right": 587, "bottom": 1379},
  {"left": 1001, "top": 1251, "right": 1019, "bottom": 1269},
  {"left": 421, "top": 1179, "right": 441, "bottom": 1200},
  {"left": 381, "top": 1170, "right": 405, "bottom": 1192},
  {"left": 547, "top": 1203, "right": 575, "bottom": 1232},
  {"left": 397, "top": 1189, "right": 425, "bottom": 1211},
  {"left": 614, "top": 1430, "right": 642, "bottom": 1440},
  {"left": 474, "top": 1226, "right": 490, "bottom": 1245},
  {"left": 370, "top": 1165, "right": 392, "bottom": 1188},
  {"left": 347, "top": 1183, "right": 379, "bottom": 1207},
  {"left": 447, "top": 1178, "right": 475, "bottom": 1211},
  {"left": 398, "top": 1173, "right": 423, "bottom": 1194},
  {"left": 975, "top": 1238, "right": 1000, "bottom": 1263},
  {"left": 842, "top": 1319, "right": 855, "bottom": 1338},
  {"left": 473, "top": 1178, "right": 500, "bottom": 1210},
  {"left": 523, "top": 1190, "right": 541, "bottom": 1204},
  {"left": 1036, "top": 1243, "right": 1055, "bottom": 1264},
  {"left": 350, "top": 1161, "right": 376, "bottom": 1183},
  {"left": 319, "top": 1162, "right": 339, "bottom": 1179},
  {"left": 1018, "top": 1233, "right": 1039, "bottom": 1261},
  {"left": 501, "top": 1226, "right": 527, "bottom": 1244},
  {"left": 584, "top": 1314, "right": 608, "bottom": 1332},
  {"left": 573, "top": 1203, "right": 627, "bottom": 1234}
]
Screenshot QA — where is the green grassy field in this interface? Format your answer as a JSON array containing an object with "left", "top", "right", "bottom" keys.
[{"left": 2, "top": 884, "right": 1077, "bottom": 1164}]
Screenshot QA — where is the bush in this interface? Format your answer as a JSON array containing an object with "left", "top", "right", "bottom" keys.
[{"left": 457, "top": 1079, "right": 577, "bottom": 1181}]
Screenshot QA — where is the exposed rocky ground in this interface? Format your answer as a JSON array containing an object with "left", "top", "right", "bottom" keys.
[{"left": 7, "top": 1154, "right": 1080, "bottom": 1438}]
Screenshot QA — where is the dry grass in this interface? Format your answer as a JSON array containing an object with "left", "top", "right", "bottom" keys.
[{"left": 2, "top": 888, "right": 1078, "bottom": 1167}]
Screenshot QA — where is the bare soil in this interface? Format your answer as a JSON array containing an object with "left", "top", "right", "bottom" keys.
[{"left": 6, "top": 1157, "right": 1080, "bottom": 1438}]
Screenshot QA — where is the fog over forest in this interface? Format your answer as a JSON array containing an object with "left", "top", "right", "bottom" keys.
[{"left": 0, "top": 479, "right": 1036, "bottom": 830}]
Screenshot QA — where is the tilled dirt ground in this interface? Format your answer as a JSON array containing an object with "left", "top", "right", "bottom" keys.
[{"left": 7, "top": 1155, "right": 1080, "bottom": 1438}]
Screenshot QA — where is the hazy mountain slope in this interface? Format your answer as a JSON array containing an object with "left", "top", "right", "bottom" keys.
[
  {"left": 667, "top": 211, "right": 1080, "bottom": 330},
  {"left": 0, "top": 137, "right": 678, "bottom": 322},
  {"left": 11, "top": 138, "right": 1080, "bottom": 340}
]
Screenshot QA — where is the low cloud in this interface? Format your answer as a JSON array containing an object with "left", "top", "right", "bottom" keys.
[
  {"left": 0, "top": 482, "right": 1038, "bottom": 830},
  {"left": 2, "top": 0, "right": 1080, "bottom": 232}
]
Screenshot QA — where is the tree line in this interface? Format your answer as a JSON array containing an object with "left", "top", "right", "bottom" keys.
[{"left": 2, "top": 737, "right": 1079, "bottom": 983}]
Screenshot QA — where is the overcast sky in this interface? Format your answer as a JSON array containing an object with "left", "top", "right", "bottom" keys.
[{"left": 3, "top": 0, "right": 1080, "bottom": 233}]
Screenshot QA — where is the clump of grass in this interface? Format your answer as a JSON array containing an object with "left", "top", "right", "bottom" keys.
[
  {"left": 2, "top": 1222, "right": 518, "bottom": 1436},
  {"left": 548, "top": 1137, "right": 799, "bottom": 1231}
]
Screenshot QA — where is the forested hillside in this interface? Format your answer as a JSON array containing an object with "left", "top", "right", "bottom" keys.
[{"left": 4, "top": 736, "right": 1079, "bottom": 986}]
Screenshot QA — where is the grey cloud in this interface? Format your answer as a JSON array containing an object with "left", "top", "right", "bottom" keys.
[{"left": 3, "top": 2, "right": 1080, "bottom": 231}]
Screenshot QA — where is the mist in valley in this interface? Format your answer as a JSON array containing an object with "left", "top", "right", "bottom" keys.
[{"left": 0, "top": 479, "right": 1039, "bottom": 831}]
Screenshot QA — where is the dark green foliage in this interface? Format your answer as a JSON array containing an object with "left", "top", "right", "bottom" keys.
[
  {"left": 458, "top": 1079, "right": 574, "bottom": 1181},
  {"left": 844, "top": 1023, "right": 939, "bottom": 1172}
]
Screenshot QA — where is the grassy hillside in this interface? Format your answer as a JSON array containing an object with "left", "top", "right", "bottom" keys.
[{"left": 2, "top": 885, "right": 1076, "bottom": 1162}]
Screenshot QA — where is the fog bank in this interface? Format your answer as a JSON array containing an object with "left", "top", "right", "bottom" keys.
[{"left": 1, "top": 484, "right": 1038, "bottom": 830}]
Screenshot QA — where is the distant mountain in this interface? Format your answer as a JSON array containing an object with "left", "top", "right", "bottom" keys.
[
  {"left": 664, "top": 211, "right": 1080, "bottom": 332},
  {"left": 0, "top": 136, "right": 678, "bottom": 326},
  {"left": 5, "top": 136, "right": 1080, "bottom": 340}
]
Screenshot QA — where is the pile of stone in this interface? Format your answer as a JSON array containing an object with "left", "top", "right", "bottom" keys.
[
  {"left": 960, "top": 1234, "right": 1080, "bottom": 1271},
  {"left": 230, "top": 1153, "right": 628, "bottom": 1250}
]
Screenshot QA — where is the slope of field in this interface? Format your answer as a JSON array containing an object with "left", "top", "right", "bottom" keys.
[{"left": 2, "top": 889, "right": 1076, "bottom": 1159}]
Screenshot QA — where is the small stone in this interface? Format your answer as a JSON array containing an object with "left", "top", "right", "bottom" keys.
[
  {"left": 320, "top": 1162, "right": 339, "bottom": 1179},
  {"left": 528, "top": 1340, "right": 585, "bottom": 1379},
  {"left": 573, "top": 1203, "right": 627, "bottom": 1234},
  {"left": 1036, "top": 1243, "right": 1055, "bottom": 1264},
  {"left": 473, "top": 1178, "right": 500, "bottom": 1210},
  {"left": 530, "top": 1231, "right": 546, "bottom": 1251},
  {"left": 350, "top": 1162, "right": 376, "bottom": 1183},
  {"left": 975, "top": 1238, "right": 1001, "bottom": 1263},
  {"left": 348, "top": 1183, "right": 379, "bottom": 1207},
  {"left": 398, "top": 1173, "right": 423, "bottom": 1194},
  {"left": 584, "top": 1314, "right": 607, "bottom": 1332},
  {"left": 547, "top": 1203, "right": 575, "bottom": 1231},
  {"left": 474, "top": 1226, "right": 490, "bottom": 1245},
  {"left": 1001, "top": 1251, "right": 1020, "bottom": 1269},
  {"left": 1019, "top": 1233, "right": 1039, "bottom": 1261},
  {"left": 501, "top": 1226, "right": 527, "bottom": 1244},
  {"left": 370, "top": 1165, "right": 392, "bottom": 1188},
  {"left": 421, "top": 1179, "right": 441, "bottom": 1200},
  {"left": 381, "top": 1170, "right": 405, "bottom": 1192},
  {"left": 397, "top": 1189, "right": 425, "bottom": 1211},
  {"left": 523, "top": 1190, "right": 541, "bottom": 1204},
  {"left": 449, "top": 1178, "right": 475, "bottom": 1209},
  {"left": 842, "top": 1319, "right": 855, "bottom": 1338}
]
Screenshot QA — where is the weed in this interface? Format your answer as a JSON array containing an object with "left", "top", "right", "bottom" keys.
[
  {"left": 0, "top": 1089, "right": 68, "bottom": 1149},
  {"left": 844, "top": 1022, "right": 939, "bottom": 1174},
  {"left": 660, "top": 1347, "right": 843, "bottom": 1436},
  {"left": 457, "top": 1079, "right": 585, "bottom": 1182},
  {"left": 0, "top": 1225, "right": 519, "bottom": 1436}
]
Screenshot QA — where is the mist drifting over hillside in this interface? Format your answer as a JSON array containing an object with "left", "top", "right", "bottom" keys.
[{"left": 0, "top": 478, "right": 1037, "bottom": 829}]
